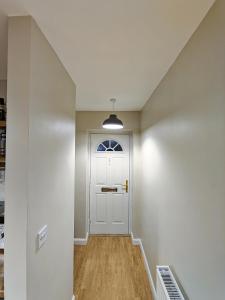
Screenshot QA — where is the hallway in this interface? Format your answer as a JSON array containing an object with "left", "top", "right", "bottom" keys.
[
  {"left": 1, "top": 0, "right": 224, "bottom": 299},
  {"left": 74, "top": 236, "right": 152, "bottom": 300}
]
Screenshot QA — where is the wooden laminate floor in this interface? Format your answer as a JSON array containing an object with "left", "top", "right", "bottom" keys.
[{"left": 74, "top": 236, "right": 152, "bottom": 300}]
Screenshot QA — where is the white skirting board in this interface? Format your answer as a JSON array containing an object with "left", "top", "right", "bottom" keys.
[
  {"left": 131, "top": 232, "right": 141, "bottom": 246},
  {"left": 74, "top": 232, "right": 89, "bottom": 245},
  {"left": 131, "top": 232, "right": 157, "bottom": 300}
]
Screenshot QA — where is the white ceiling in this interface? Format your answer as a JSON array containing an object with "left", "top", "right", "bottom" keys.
[{"left": 0, "top": 0, "right": 215, "bottom": 110}]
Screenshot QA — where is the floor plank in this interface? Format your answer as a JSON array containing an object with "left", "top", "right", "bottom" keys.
[{"left": 74, "top": 235, "right": 152, "bottom": 300}]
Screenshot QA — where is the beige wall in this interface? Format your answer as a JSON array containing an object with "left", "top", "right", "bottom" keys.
[
  {"left": 75, "top": 111, "right": 140, "bottom": 238},
  {"left": 135, "top": 0, "right": 225, "bottom": 299},
  {"left": 5, "top": 17, "right": 76, "bottom": 300}
]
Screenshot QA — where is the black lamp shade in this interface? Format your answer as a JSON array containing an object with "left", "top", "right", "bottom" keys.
[{"left": 102, "top": 114, "right": 123, "bottom": 129}]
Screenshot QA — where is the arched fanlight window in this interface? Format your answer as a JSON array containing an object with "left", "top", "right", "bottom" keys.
[{"left": 97, "top": 140, "right": 123, "bottom": 152}]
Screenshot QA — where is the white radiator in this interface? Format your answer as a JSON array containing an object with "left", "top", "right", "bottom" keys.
[{"left": 156, "top": 266, "right": 185, "bottom": 300}]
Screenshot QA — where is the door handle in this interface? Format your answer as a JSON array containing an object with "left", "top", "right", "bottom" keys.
[{"left": 122, "top": 180, "right": 128, "bottom": 193}]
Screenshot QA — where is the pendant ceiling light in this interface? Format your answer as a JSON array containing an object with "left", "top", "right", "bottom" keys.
[{"left": 102, "top": 98, "right": 123, "bottom": 130}]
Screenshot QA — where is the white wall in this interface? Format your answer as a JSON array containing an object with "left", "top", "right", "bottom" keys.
[
  {"left": 134, "top": 0, "right": 225, "bottom": 299},
  {"left": 75, "top": 111, "right": 140, "bottom": 238},
  {"left": 0, "top": 11, "right": 8, "bottom": 81},
  {"left": 5, "top": 16, "right": 76, "bottom": 300}
]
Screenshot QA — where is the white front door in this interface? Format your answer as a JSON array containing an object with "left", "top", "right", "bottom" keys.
[{"left": 90, "top": 134, "right": 130, "bottom": 234}]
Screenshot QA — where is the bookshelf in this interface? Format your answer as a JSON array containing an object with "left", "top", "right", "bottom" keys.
[{"left": 0, "top": 83, "right": 6, "bottom": 299}]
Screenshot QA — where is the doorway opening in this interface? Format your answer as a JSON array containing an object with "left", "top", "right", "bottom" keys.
[{"left": 89, "top": 134, "right": 131, "bottom": 235}]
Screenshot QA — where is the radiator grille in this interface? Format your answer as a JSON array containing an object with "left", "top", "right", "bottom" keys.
[{"left": 156, "top": 266, "right": 185, "bottom": 300}]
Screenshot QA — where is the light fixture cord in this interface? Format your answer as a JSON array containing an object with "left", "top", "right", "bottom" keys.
[{"left": 110, "top": 98, "right": 116, "bottom": 113}]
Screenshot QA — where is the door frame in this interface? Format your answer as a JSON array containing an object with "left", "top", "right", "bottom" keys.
[{"left": 86, "top": 132, "right": 133, "bottom": 235}]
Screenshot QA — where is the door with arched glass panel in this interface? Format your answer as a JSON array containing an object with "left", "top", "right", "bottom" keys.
[{"left": 90, "top": 134, "right": 130, "bottom": 234}]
